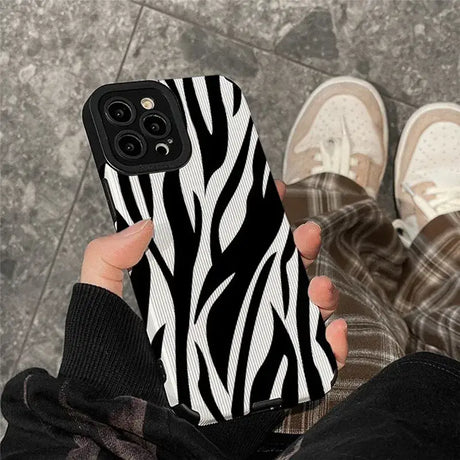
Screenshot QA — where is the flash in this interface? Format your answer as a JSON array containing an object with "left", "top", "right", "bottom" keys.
[{"left": 141, "top": 97, "right": 154, "bottom": 110}]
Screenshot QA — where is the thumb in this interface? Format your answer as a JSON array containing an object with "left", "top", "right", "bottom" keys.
[{"left": 80, "top": 219, "right": 153, "bottom": 298}]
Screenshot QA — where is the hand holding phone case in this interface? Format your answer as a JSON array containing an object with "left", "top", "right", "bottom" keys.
[{"left": 83, "top": 75, "right": 336, "bottom": 426}]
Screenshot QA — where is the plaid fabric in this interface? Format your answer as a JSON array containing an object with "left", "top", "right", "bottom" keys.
[
  {"left": 276, "top": 172, "right": 459, "bottom": 434},
  {"left": 395, "top": 212, "right": 460, "bottom": 359}
]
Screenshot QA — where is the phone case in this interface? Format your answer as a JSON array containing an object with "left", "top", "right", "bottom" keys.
[{"left": 83, "top": 75, "right": 337, "bottom": 426}]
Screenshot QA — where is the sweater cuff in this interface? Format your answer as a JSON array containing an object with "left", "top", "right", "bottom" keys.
[{"left": 58, "top": 283, "right": 166, "bottom": 406}]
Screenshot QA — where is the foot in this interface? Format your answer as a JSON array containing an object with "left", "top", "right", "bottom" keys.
[
  {"left": 393, "top": 103, "right": 460, "bottom": 247},
  {"left": 283, "top": 76, "right": 388, "bottom": 198}
]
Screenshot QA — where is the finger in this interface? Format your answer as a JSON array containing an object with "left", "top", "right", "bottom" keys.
[
  {"left": 326, "top": 318, "right": 348, "bottom": 370},
  {"left": 80, "top": 219, "right": 153, "bottom": 298},
  {"left": 309, "top": 276, "right": 339, "bottom": 321},
  {"left": 293, "top": 221, "right": 321, "bottom": 268},
  {"left": 274, "top": 179, "right": 286, "bottom": 201}
]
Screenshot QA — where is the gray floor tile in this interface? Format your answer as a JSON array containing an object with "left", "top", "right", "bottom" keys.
[
  {"left": 140, "top": 0, "right": 293, "bottom": 49},
  {"left": 0, "top": 0, "right": 140, "bottom": 435},
  {"left": 15, "top": 164, "right": 139, "bottom": 377},
  {"left": 141, "top": 0, "right": 460, "bottom": 106},
  {"left": 274, "top": 0, "right": 460, "bottom": 106}
]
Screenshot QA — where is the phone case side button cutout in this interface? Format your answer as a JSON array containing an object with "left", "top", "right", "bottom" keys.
[
  {"left": 331, "top": 369, "right": 339, "bottom": 386},
  {"left": 156, "top": 359, "right": 167, "bottom": 383},
  {"left": 251, "top": 398, "right": 283, "bottom": 413},
  {"left": 102, "top": 178, "right": 117, "bottom": 223},
  {"left": 172, "top": 404, "right": 201, "bottom": 425}
]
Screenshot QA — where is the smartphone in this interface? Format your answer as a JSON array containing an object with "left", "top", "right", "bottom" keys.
[{"left": 82, "top": 75, "right": 337, "bottom": 426}]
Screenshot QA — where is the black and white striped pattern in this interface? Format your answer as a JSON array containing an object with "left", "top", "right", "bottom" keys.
[{"left": 103, "top": 75, "right": 336, "bottom": 425}]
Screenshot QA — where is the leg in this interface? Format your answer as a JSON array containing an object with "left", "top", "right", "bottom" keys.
[
  {"left": 279, "top": 352, "right": 460, "bottom": 460},
  {"left": 393, "top": 103, "right": 460, "bottom": 359}
]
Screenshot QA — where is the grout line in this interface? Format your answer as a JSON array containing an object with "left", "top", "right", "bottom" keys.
[
  {"left": 10, "top": 4, "right": 144, "bottom": 377},
  {"left": 133, "top": 0, "right": 418, "bottom": 110},
  {"left": 116, "top": 5, "right": 144, "bottom": 82}
]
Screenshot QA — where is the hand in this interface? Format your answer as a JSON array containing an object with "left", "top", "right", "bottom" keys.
[
  {"left": 275, "top": 180, "right": 348, "bottom": 370},
  {"left": 81, "top": 183, "right": 347, "bottom": 371}
]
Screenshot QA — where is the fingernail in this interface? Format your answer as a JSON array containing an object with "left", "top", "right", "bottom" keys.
[
  {"left": 120, "top": 219, "right": 153, "bottom": 237},
  {"left": 306, "top": 221, "right": 322, "bottom": 233},
  {"left": 329, "top": 282, "right": 337, "bottom": 295}
]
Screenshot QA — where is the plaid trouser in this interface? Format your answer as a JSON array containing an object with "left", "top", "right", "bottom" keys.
[{"left": 277, "top": 173, "right": 460, "bottom": 434}]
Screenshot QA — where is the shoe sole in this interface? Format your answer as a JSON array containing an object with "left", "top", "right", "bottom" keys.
[
  {"left": 394, "top": 102, "right": 460, "bottom": 216},
  {"left": 283, "top": 76, "right": 389, "bottom": 187}
]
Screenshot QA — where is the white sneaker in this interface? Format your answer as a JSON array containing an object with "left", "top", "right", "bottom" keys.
[
  {"left": 283, "top": 76, "right": 388, "bottom": 198},
  {"left": 393, "top": 103, "right": 460, "bottom": 247}
]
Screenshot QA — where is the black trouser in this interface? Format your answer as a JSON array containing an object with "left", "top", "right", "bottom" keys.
[{"left": 256, "top": 352, "right": 460, "bottom": 459}]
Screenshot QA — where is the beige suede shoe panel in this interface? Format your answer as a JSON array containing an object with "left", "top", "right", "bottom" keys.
[{"left": 283, "top": 76, "right": 388, "bottom": 198}]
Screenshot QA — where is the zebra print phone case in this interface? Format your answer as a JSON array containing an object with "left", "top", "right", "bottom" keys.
[{"left": 83, "top": 75, "right": 337, "bottom": 426}]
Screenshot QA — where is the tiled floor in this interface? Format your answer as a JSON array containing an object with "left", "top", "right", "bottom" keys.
[{"left": 1, "top": 0, "right": 459, "bottom": 436}]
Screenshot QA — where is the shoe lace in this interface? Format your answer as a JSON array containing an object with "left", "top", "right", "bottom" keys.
[
  {"left": 310, "top": 116, "right": 358, "bottom": 180},
  {"left": 393, "top": 183, "right": 460, "bottom": 247},
  {"left": 403, "top": 182, "right": 460, "bottom": 221}
]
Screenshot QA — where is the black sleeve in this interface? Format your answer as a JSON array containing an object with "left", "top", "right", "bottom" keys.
[{"left": 1, "top": 283, "right": 283, "bottom": 459}]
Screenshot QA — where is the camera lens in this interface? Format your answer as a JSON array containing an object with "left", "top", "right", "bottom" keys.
[
  {"left": 105, "top": 99, "right": 134, "bottom": 125},
  {"left": 142, "top": 112, "right": 170, "bottom": 138},
  {"left": 115, "top": 132, "right": 146, "bottom": 159}
]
